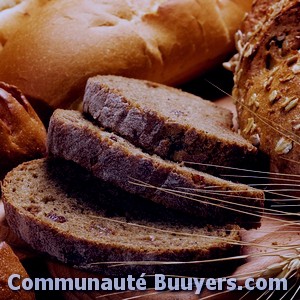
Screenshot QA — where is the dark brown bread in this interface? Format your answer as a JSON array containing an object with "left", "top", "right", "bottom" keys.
[
  {"left": 2, "top": 158, "right": 241, "bottom": 277},
  {"left": 83, "top": 75, "right": 258, "bottom": 174},
  {"left": 227, "top": 0, "right": 300, "bottom": 192},
  {"left": 47, "top": 109, "right": 264, "bottom": 228}
]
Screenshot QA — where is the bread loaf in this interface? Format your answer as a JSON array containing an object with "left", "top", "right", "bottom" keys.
[
  {"left": 227, "top": 0, "right": 300, "bottom": 187},
  {"left": 0, "top": 82, "right": 46, "bottom": 179},
  {"left": 0, "top": 0, "right": 252, "bottom": 109},
  {"left": 2, "top": 158, "right": 241, "bottom": 277}
]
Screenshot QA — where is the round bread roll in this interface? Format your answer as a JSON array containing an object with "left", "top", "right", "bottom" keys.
[
  {"left": 0, "top": 0, "right": 252, "bottom": 110},
  {"left": 0, "top": 241, "right": 35, "bottom": 300},
  {"left": 227, "top": 0, "right": 300, "bottom": 192},
  {"left": 0, "top": 82, "right": 46, "bottom": 179}
]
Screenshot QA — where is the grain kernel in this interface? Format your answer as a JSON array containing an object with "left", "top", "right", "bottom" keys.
[
  {"left": 269, "top": 90, "right": 280, "bottom": 103},
  {"left": 263, "top": 76, "right": 273, "bottom": 91},
  {"left": 249, "top": 133, "right": 260, "bottom": 146},
  {"left": 275, "top": 137, "right": 293, "bottom": 154},
  {"left": 243, "top": 117, "right": 257, "bottom": 134},
  {"left": 292, "top": 63, "right": 300, "bottom": 74},
  {"left": 292, "top": 123, "right": 300, "bottom": 131},
  {"left": 285, "top": 98, "right": 298, "bottom": 112},
  {"left": 280, "top": 97, "right": 298, "bottom": 112}
]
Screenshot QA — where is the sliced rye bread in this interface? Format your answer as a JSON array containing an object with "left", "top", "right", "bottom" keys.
[
  {"left": 47, "top": 109, "right": 264, "bottom": 228},
  {"left": 2, "top": 158, "right": 242, "bottom": 277},
  {"left": 83, "top": 75, "right": 257, "bottom": 174}
]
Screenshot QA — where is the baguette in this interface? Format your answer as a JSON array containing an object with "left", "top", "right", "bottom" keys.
[{"left": 0, "top": 0, "right": 252, "bottom": 109}]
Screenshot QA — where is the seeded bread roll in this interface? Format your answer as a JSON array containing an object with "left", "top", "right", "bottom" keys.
[
  {"left": 83, "top": 75, "right": 257, "bottom": 174},
  {"left": 0, "top": 0, "right": 252, "bottom": 109},
  {"left": 227, "top": 0, "right": 300, "bottom": 186},
  {"left": 2, "top": 158, "right": 241, "bottom": 277},
  {"left": 0, "top": 82, "right": 46, "bottom": 179},
  {"left": 47, "top": 109, "right": 264, "bottom": 228}
]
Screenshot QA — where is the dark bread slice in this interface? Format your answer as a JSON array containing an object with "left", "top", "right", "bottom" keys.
[
  {"left": 83, "top": 75, "right": 257, "bottom": 174},
  {"left": 2, "top": 158, "right": 241, "bottom": 277},
  {"left": 47, "top": 109, "right": 264, "bottom": 228}
]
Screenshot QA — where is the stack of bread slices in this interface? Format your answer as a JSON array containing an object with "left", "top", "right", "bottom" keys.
[{"left": 2, "top": 76, "right": 264, "bottom": 277}]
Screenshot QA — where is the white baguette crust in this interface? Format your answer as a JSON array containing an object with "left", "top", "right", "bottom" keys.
[{"left": 0, "top": 0, "right": 251, "bottom": 109}]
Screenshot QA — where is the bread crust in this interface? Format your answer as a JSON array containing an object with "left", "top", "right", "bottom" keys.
[
  {"left": 0, "top": 0, "right": 35, "bottom": 47},
  {"left": 0, "top": 82, "right": 46, "bottom": 178},
  {"left": 47, "top": 109, "right": 264, "bottom": 228},
  {"left": 0, "top": 241, "right": 35, "bottom": 300},
  {"left": 0, "top": 0, "right": 252, "bottom": 109},
  {"left": 83, "top": 76, "right": 257, "bottom": 174},
  {"left": 229, "top": 0, "right": 300, "bottom": 192}
]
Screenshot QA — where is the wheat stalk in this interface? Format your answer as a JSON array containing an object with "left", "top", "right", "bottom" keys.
[
  {"left": 85, "top": 178, "right": 300, "bottom": 299},
  {"left": 52, "top": 72, "right": 300, "bottom": 299},
  {"left": 205, "top": 80, "right": 300, "bottom": 147},
  {"left": 92, "top": 87, "right": 300, "bottom": 299},
  {"left": 83, "top": 165, "right": 300, "bottom": 299}
]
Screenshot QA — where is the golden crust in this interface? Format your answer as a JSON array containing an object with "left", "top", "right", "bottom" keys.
[
  {"left": 0, "top": 241, "right": 35, "bottom": 300},
  {"left": 0, "top": 0, "right": 251, "bottom": 109},
  {"left": 0, "top": 82, "right": 46, "bottom": 178}
]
